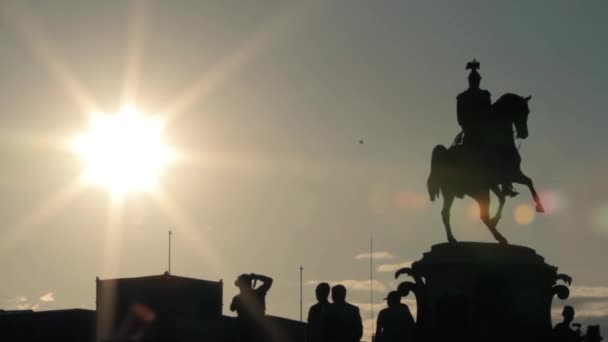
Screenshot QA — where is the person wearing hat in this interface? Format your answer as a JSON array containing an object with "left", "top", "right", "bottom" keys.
[
  {"left": 230, "top": 272, "right": 273, "bottom": 342},
  {"left": 374, "top": 291, "right": 415, "bottom": 342}
]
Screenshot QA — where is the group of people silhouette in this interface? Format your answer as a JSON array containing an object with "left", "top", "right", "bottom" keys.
[
  {"left": 229, "top": 273, "right": 419, "bottom": 342},
  {"left": 228, "top": 271, "right": 604, "bottom": 342},
  {"left": 306, "top": 283, "right": 363, "bottom": 342},
  {"left": 307, "top": 282, "right": 416, "bottom": 342}
]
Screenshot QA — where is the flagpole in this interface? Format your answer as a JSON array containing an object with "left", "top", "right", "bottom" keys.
[
  {"left": 168, "top": 230, "right": 173, "bottom": 274},
  {"left": 300, "top": 266, "right": 304, "bottom": 322},
  {"left": 370, "top": 233, "right": 374, "bottom": 335}
]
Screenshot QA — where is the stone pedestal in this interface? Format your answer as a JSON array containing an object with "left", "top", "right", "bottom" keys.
[{"left": 398, "top": 243, "right": 571, "bottom": 342}]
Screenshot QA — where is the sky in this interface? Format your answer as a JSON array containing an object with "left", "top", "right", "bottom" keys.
[{"left": 0, "top": 0, "right": 607, "bottom": 339}]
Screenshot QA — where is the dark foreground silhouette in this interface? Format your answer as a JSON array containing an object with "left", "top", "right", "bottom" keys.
[
  {"left": 0, "top": 261, "right": 603, "bottom": 342},
  {"left": 392, "top": 243, "right": 604, "bottom": 342},
  {"left": 585, "top": 325, "right": 604, "bottom": 342},
  {"left": 325, "top": 285, "right": 363, "bottom": 342},
  {"left": 375, "top": 291, "right": 415, "bottom": 342},
  {"left": 554, "top": 306, "right": 582, "bottom": 342},
  {"left": 553, "top": 306, "right": 603, "bottom": 342},
  {"left": 427, "top": 59, "right": 543, "bottom": 244},
  {"left": 230, "top": 273, "right": 273, "bottom": 342},
  {"left": 307, "top": 283, "right": 331, "bottom": 342},
  {"left": 305, "top": 284, "right": 363, "bottom": 342}
]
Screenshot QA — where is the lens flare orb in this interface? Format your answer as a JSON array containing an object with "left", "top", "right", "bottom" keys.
[
  {"left": 589, "top": 204, "right": 608, "bottom": 234},
  {"left": 538, "top": 190, "right": 568, "bottom": 215},
  {"left": 514, "top": 203, "right": 535, "bottom": 226}
]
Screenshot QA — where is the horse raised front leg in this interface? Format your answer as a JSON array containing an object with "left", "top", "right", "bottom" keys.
[
  {"left": 441, "top": 193, "right": 457, "bottom": 243},
  {"left": 476, "top": 192, "right": 508, "bottom": 245},
  {"left": 490, "top": 185, "right": 506, "bottom": 227},
  {"left": 513, "top": 170, "right": 545, "bottom": 213}
]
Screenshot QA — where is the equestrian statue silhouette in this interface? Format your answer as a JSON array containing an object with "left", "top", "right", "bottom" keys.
[{"left": 427, "top": 60, "right": 544, "bottom": 244}]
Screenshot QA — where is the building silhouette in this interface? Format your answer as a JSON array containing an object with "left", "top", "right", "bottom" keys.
[
  {"left": 0, "top": 308, "right": 95, "bottom": 341},
  {"left": 0, "top": 273, "right": 304, "bottom": 342},
  {"left": 96, "top": 273, "right": 223, "bottom": 341}
]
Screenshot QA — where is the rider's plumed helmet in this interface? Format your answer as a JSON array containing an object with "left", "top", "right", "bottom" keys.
[{"left": 466, "top": 59, "right": 482, "bottom": 89}]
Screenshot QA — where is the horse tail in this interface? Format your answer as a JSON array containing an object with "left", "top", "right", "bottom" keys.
[{"left": 428, "top": 144, "right": 448, "bottom": 201}]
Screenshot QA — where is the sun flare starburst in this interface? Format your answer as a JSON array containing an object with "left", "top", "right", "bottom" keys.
[{"left": 71, "top": 106, "right": 175, "bottom": 195}]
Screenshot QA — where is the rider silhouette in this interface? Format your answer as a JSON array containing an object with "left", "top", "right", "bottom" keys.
[
  {"left": 456, "top": 59, "right": 517, "bottom": 197},
  {"left": 457, "top": 59, "right": 491, "bottom": 147}
]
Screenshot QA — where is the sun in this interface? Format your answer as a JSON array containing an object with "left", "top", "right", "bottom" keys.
[{"left": 71, "top": 106, "right": 175, "bottom": 195}]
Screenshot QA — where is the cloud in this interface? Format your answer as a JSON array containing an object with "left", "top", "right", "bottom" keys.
[
  {"left": 576, "top": 301, "right": 608, "bottom": 318},
  {"left": 551, "top": 286, "right": 608, "bottom": 325},
  {"left": 6, "top": 294, "right": 50, "bottom": 311},
  {"left": 569, "top": 286, "right": 608, "bottom": 299},
  {"left": 338, "top": 280, "right": 387, "bottom": 292},
  {"left": 7, "top": 296, "right": 28, "bottom": 304},
  {"left": 351, "top": 302, "right": 387, "bottom": 312},
  {"left": 377, "top": 261, "right": 413, "bottom": 272},
  {"left": 6, "top": 295, "right": 32, "bottom": 310},
  {"left": 352, "top": 298, "right": 417, "bottom": 312},
  {"left": 554, "top": 301, "right": 608, "bottom": 319},
  {"left": 394, "top": 191, "right": 428, "bottom": 210},
  {"left": 363, "top": 318, "right": 374, "bottom": 342},
  {"left": 306, "top": 279, "right": 387, "bottom": 292},
  {"left": 39, "top": 292, "right": 54, "bottom": 302},
  {"left": 355, "top": 251, "right": 394, "bottom": 260}
]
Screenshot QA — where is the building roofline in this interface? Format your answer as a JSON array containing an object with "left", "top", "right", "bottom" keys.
[
  {"left": 0, "top": 308, "right": 94, "bottom": 315},
  {"left": 96, "top": 273, "right": 222, "bottom": 284}
]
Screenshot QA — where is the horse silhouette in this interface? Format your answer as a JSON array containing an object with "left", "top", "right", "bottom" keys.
[{"left": 427, "top": 93, "right": 543, "bottom": 244}]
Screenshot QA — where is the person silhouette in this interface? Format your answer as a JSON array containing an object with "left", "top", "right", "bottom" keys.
[
  {"left": 456, "top": 59, "right": 517, "bottom": 197},
  {"left": 554, "top": 306, "right": 583, "bottom": 342},
  {"left": 374, "top": 291, "right": 415, "bottom": 342},
  {"left": 325, "top": 284, "right": 363, "bottom": 342},
  {"left": 307, "top": 282, "right": 331, "bottom": 342},
  {"left": 230, "top": 273, "right": 273, "bottom": 342},
  {"left": 456, "top": 59, "right": 491, "bottom": 147}
]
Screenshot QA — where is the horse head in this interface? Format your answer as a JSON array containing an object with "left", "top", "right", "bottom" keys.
[
  {"left": 515, "top": 95, "right": 532, "bottom": 139},
  {"left": 494, "top": 93, "right": 531, "bottom": 139}
]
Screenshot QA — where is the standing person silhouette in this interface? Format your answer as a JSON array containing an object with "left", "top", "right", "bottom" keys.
[
  {"left": 325, "top": 284, "right": 363, "bottom": 342},
  {"left": 307, "top": 282, "right": 331, "bottom": 342},
  {"left": 374, "top": 291, "right": 416, "bottom": 342},
  {"left": 230, "top": 273, "right": 273, "bottom": 342},
  {"left": 554, "top": 306, "right": 583, "bottom": 342}
]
